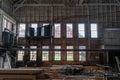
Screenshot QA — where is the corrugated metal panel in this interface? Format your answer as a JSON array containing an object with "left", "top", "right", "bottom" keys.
[{"left": 104, "top": 28, "right": 120, "bottom": 45}]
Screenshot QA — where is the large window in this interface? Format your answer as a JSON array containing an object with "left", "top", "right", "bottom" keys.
[
  {"left": 3, "top": 18, "right": 7, "bottom": 31},
  {"left": 18, "top": 23, "right": 26, "bottom": 37},
  {"left": 54, "top": 46, "right": 61, "bottom": 61},
  {"left": 31, "top": 24, "right": 38, "bottom": 36},
  {"left": 78, "top": 24, "right": 85, "bottom": 38},
  {"left": 41, "top": 23, "right": 49, "bottom": 36},
  {"left": 43, "top": 23, "right": 49, "bottom": 26},
  {"left": 7, "top": 22, "right": 12, "bottom": 31},
  {"left": 17, "top": 46, "right": 25, "bottom": 61},
  {"left": 30, "top": 46, "right": 37, "bottom": 61},
  {"left": 79, "top": 46, "right": 86, "bottom": 61},
  {"left": 42, "top": 46, "right": 49, "bottom": 61},
  {"left": 66, "top": 24, "right": 73, "bottom": 38},
  {"left": 90, "top": 23, "right": 98, "bottom": 38},
  {"left": 67, "top": 46, "right": 73, "bottom": 61},
  {"left": 3, "top": 18, "right": 12, "bottom": 31},
  {"left": 54, "top": 24, "right": 61, "bottom": 38}
]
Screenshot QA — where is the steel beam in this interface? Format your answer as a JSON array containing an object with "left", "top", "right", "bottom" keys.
[
  {"left": 14, "top": 3, "right": 120, "bottom": 7},
  {"left": 33, "top": 0, "right": 41, "bottom": 3},
  {"left": 116, "top": 0, "right": 120, "bottom": 4},
  {"left": 14, "top": 0, "right": 26, "bottom": 11},
  {"left": 79, "top": 0, "right": 84, "bottom": 4},
  {"left": 14, "top": 0, "right": 24, "bottom": 4},
  {"left": 0, "top": 48, "right": 119, "bottom": 51}
]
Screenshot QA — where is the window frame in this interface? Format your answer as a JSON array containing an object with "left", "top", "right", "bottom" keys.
[
  {"left": 43, "top": 23, "right": 49, "bottom": 26},
  {"left": 18, "top": 23, "right": 26, "bottom": 37},
  {"left": 3, "top": 18, "right": 13, "bottom": 31},
  {"left": 3, "top": 18, "right": 7, "bottom": 31},
  {"left": 78, "top": 23, "right": 85, "bottom": 38},
  {"left": 79, "top": 46, "right": 86, "bottom": 61},
  {"left": 41, "top": 23, "right": 49, "bottom": 36},
  {"left": 42, "top": 46, "right": 49, "bottom": 61},
  {"left": 67, "top": 46, "right": 74, "bottom": 61},
  {"left": 66, "top": 23, "right": 73, "bottom": 38},
  {"left": 54, "top": 46, "right": 61, "bottom": 61},
  {"left": 30, "top": 46, "right": 37, "bottom": 61},
  {"left": 90, "top": 23, "right": 98, "bottom": 38},
  {"left": 31, "top": 23, "right": 38, "bottom": 37},
  {"left": 54, "top": 23, "right": 61, "bottom": 38},
  {"left": 17, "top": 46, "right": 25, "bottom": 61}
]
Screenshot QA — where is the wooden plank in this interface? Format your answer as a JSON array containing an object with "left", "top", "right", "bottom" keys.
[
  {"left": 0, "top": 68, "right": 43, "bottom": 74},
  {"left": 0, "top": 75, "right": 35, "bottom": 80}
]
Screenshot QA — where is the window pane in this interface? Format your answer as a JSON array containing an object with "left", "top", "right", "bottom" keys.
[
  {"left": 43, "top": 23, "right": 49, "bottom": 26},
  {"left": 91, "top": 24, "right": 97, "bottom": 30},
  {"left": 67, "top": 46, "right": 73, "bottom": 61},
  {"left": 41, "top": 23, "right": 49, "bottom": 36},
  {"left": 78, "top": 24, "right": 85, "bottom": 38},
  {"left": 54, "top": 24, "right": 61, "bottom": 38},
  {"left": 7, "top": 22, "right": 12, "bottom": 31},
  {"left": 3, "top": 18, "right": 7, "bottom": 31},
  {"left": 66, "top": 24, "right": 73, "bottom": 38},
  {"left": 91, "top": 24, "right": 98, "bottom": 38},
  {"left": 79, "top": 46, "right": 86, "bottom": 61},
  {"left": 17, "top": 46, "right": 25, "bottom": 61},
  {"left": 42, "top": 46, "right": 49, "bottom": 61},
  {"left": 18, "top": 24, "right": 26, "bottom": 37},
  {"left": 91, "top": 31, "right": 98, "bottom": 38},
  {"left": 3, "top": 18, "right": 12, "bottom": 31},
  {"left": 54, "top": 46, "right": 61, "bottom": 61},
  {"left": 31, "top": 24, "right": 38, "bottom": 36},
  {"left": 30, "top": 46, "right": 37, "bottom": 61}
]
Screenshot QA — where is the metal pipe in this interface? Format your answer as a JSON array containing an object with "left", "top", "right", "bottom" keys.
[
  {"left": 14, "top": 3, "right": 120, "bottom": 7},
  {"left": 0, "top": 48, "right": 119, "bottom": 51}
]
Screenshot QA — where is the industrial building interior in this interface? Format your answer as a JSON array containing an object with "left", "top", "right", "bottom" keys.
[{"left": 0, "top": 0, "right": 120, "bottom": 80}]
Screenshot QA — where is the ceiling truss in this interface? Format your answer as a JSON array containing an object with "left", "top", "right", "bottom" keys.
[{"left": 13, "top": 0, "right": 120, "bottom": 12}]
